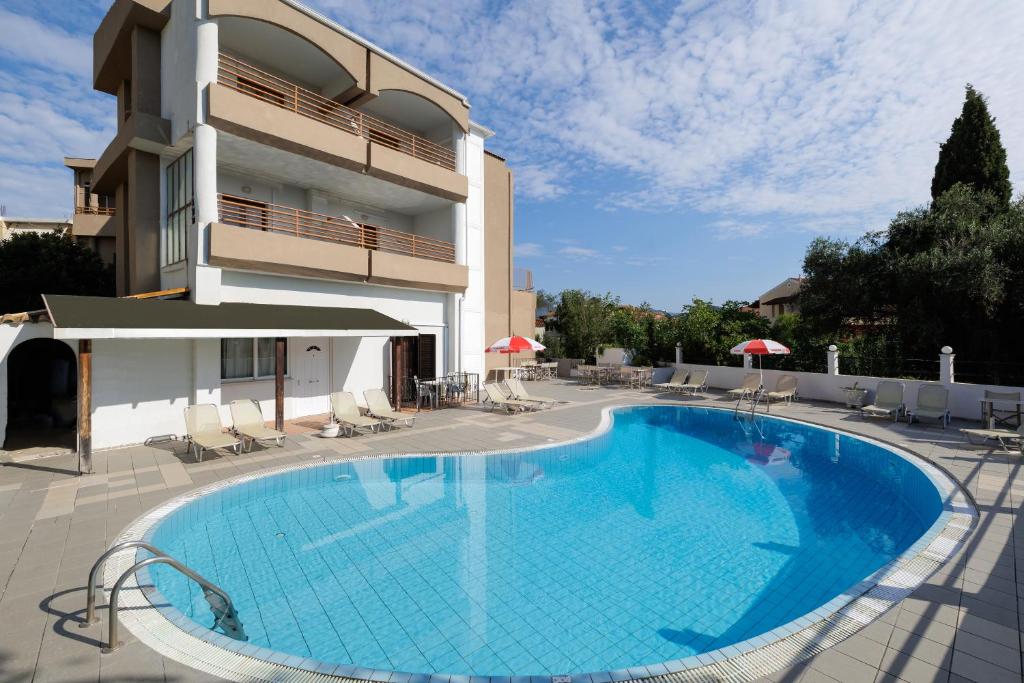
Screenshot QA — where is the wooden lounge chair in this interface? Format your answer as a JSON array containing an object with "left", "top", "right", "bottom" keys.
[
  {"left": 364, "top": 388, "right": 416, "bottom": 428},
  {"left": 654, "top": 368, "right": 689, "bottom": 392},
  {"left": 861, "top": 381, "right": 905, "bottom": 422},
  {"left": 330, "top": 391, "right": 382, "bottom": 436},
  {"left": 504, "top": 377, "right": 558, "bottom": 408},
  {"left": 908, "top": 384, "right": 950, "bottom": 428},
  {"left": 484, "top": 382, "right": 533, "bottom": 413},
  {"left": 679, "top": 369, "right": 709, "bottom": 395},
  {"left": 726, "top": 373, "right": 761, "bottom": 400},
  {"left": 229, "top": 400, "right": 286, "bottom": 451},
  {"left": 765, "top": 375, "right": 798, "bottom": 409},
  {"left": 184, "top": 404, "right": 241, "bottom": 462}
]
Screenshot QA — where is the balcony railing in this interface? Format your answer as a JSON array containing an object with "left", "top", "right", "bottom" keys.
[
  {"left": 217, "top": 53, "right": 457, "bottom": 172},
  {"left": 513, "top": 268, "right": 534, "bottom": 291},
  {"left": 75, "top": 205, "right": 116, "bottom": 216},
  {"left": 218, "top": 194, "right": 456, "bottom": 263}
]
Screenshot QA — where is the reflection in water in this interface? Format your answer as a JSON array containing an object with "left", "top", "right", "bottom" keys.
[{"left": 149, "top": 406, "right": 942, "bottom": 677}]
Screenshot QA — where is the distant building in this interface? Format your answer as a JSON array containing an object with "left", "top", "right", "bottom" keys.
[
  {"left": 756, "top": 277, "right": 803, "bottom": 322},
  {"left": 0, "top": 216, "right": 70, "bottom": 241}
]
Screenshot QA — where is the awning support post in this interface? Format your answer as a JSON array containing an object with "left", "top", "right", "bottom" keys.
[
  {"left": 275, "top": 337, "right": 285, "bottom": 432},
  {"left": 78, "top": 339, "right": 93, "bottom": 475}
]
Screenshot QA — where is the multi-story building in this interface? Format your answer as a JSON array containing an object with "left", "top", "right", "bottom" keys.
[
  {"left": 0, "top": 0, "right": 535, "bottom": 459},
  {"left": 64, "top": 157, "right": 117, "bottom": 263},
  {"left": 0, "top": 216, "right": 70, "bottom": 241}
]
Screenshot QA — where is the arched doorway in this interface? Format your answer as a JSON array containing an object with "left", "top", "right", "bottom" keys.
[{"left": 4, "top": 338, "right": 77, "bottom": 454}]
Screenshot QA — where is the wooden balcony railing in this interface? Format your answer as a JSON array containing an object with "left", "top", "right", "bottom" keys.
[
  {"left": 75, "top": 205, "right": 116, "bottom": 216},
  {"left": 218, "top": 194, "right": 456, "bottom": 263},
  {"left": 217, "top": 53, "right": 458, "bottom": 172}
]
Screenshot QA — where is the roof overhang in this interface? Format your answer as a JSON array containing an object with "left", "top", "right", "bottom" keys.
[{"left": 43, "top": 294, "right": 418, "bottom": 340}]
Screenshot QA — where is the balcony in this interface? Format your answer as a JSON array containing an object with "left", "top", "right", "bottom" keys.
[
  {"left": 75, "top": 205, "right": 116, "bottom": 216},
  {"left": 211, "top": 194, "right": 467, "bottom": 292},
  {"left": 71, "top": 204, "right": 116, "bottom": 238},
  {"left": 214, "top": 54, "right": 467, "bottom": 201}
]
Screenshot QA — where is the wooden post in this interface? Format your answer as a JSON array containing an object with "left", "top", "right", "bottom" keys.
[
  {"left": 78, "top": 339, "right": 92, "bottom": 475},
  {"left": 275, "top": 337, "right": 285, "bottom": 431}
]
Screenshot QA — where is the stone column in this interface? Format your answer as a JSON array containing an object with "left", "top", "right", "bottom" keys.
[
  {"left": 675, "top": 343, "right": 683, "bottom": 365},
  {"left": 827, "top": 344, "right": 840, "bottom": 375},
  {"left": 940, "top": 346, "right": 955, "bottom": 384}
]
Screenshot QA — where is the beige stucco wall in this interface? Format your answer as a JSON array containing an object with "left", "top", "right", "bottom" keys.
[
  {"left": 367, "top": 142, "right": 468, "bottom": 202},
  {"left": 369, "top": 251, "right": 468, "bottom": 293},
  {"left": 367, "top": 52, "right": 469, "bottom": 132},
  {"left": 483, "top": 153, "right": 515, "bottom": 375}
]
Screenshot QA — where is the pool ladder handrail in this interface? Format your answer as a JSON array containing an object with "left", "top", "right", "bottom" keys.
[
  {"left": 733, "top": 384, "right": 766, "bottom": 418},
  {"left": 82, "top": 541, "right": 246, "bottom": 652}
]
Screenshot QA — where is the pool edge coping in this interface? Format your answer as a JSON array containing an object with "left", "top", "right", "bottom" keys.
[{"left": 104, "top": 403, "right": 977, "bottom": 683}]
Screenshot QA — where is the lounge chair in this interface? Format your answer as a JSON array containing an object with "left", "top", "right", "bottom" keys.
[
  {"left": 765, "top": 375, "right": 798, "bottom": 409},
  {"left": 861, "top": 381, "right": 905, "bottom": 422},
  {"left": 184, "top": 404, "right": 241, "bottom": 462},
  {"left": 484, "top": 382, "right": 534, "bottom": 413},
  {"left": 504, "top": 377, "right": 558, "bottom": 408},
  {"left": 330, "top": 391, "right": 383, "bottom": 436},
  {"left": 679, "top": 369, "right": 709, "bottom": 396},
  {"left": 654, "top": 368, "right": 689, "bottom": 392},
  {"left": 980, "top": 390, "right": 1022, "bottom": 429},
  {"left": 908, "top": 384, "right": 950, "bottom": 428},
  {"left": 961, "top": 424, "right": 1023, "bottom": 451},
  {"left": 364, "top": 388, "right": 416, "bottom": 428},
  {"left": 726, "top": 373, "right": 762, "bottom": 400},
  {"left": 229, "top": 400, "right": 286, "bottom": 451}
]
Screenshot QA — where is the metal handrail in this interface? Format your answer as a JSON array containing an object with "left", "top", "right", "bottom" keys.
[
  {"left": 82, "top": 541, "right": 165, "bottom": 626},
  {"left": 102, "top": 555, "right": 246, "bottom": 653}
]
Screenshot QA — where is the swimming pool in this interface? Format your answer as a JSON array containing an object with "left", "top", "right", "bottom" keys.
[{"left": 129, "top": 406, "right": 966, "bottom": 680}]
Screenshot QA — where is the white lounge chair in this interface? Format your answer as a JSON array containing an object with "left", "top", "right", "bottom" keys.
[
  {"left": 229, "top": 400, "right": 286, "bottom": 451},
  {"left": 184, "top": 404, "right": 241, "bottom": 462},
  {"left": 484, "top": 382, "right": 534, "bottom": 413},
  {"left": 908, "top": 384, "right": 950, "bottom": 428},
  {"left": 961, "top": 424, "right": 1022, "bottom": 451},
  {"left": 364, "top": 388, "right": 416, "bottom": 428},
  {"left": 765, "top": 375, "right": 798, "bottom": 409},
  {"left": 726, "top": 373, "right": 762, "bottom": 400},
  {"left": 504, "top": 377, "right": 558, "bottom": 408},
  {"left": 654, "top": 368, "right": 689, "bottom": 392},
  {"left": 330, "top": 391, "right": 383, "bottom": 436},
  {"left": 679, "top": 369, "right": 709, "bottom": 395},
  {"left": 861, "top": 381, "right": 905, "bottom": 422}
]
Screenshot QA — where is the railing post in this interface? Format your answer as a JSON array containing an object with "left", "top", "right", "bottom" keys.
[
  {"left": 827, "top": 344, "right": 840, "bottom": 375},
  {"left": 940, "top": 346, "right": 954, "bottom": 385}
]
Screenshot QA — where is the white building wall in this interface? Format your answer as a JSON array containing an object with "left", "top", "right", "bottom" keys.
[
  {"left": 460, "top": 125, "right": 488, "bottom": 379},
  {"left": 161, "top": 0, "right": 199, "bottom": 144}
]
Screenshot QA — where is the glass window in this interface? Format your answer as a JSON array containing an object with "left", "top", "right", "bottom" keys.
[
  {"left": 164, "top": 149, "right": 193, "bottom": 266},
  {"left": 221, "top": 338, "right": 286, "bottom": 380}
]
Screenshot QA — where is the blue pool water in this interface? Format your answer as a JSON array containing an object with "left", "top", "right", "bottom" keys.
[{"left": 148, "top": 406, "right": 944, "bottom": 676}]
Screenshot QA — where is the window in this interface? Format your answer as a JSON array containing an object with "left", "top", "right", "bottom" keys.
[
  {"left": 221, "top": 338, "right": 287, "bottom": 380},
  {"left": 164, "top": 149, "right": 193, "bottom": 265}
]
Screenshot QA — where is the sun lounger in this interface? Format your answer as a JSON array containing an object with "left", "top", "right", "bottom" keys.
[
  {"left": 765, "top": 375, "right": 798, "bottom": 409},
  {"left": 861, "top": 381, "right": 905, "bottom": 422},
  {"left": 364, "top": 388, "right": 416, "bottom": 428},
  {"left": 679, "top": 369, "right": 709, "bottom": 395},
  {"left": 654, "top": 368, "right": 689, "bottom": 392},
  {"left": 229, "top": 400, "right": 286, "bottom": 451},
  {"left": 330, "top": 391, "right": 383, "bottom": 436},
  {"left": 484, "top": 382, "right": 534, "bottom": 413},
  {"left": 961, "top": 424, "right": 1023, "bottom": 450},
  {"left": 504, "top": 377, "right": 558, "bottom": 408},
  {"left": 726, "top": 373, "right": 761, "bottom": 400},
  {"left": 184, "top": 404, "right": 241, "bottom": 462},
  {"left": 908, "top": 384, "right": 950, "bottom": 427}
]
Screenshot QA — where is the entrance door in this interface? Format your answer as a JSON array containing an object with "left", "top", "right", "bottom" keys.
[{"left": 292, "top": 337, "right": 330, "bottom": 417}]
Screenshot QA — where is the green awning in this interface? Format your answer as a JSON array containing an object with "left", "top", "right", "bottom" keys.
[{"left": 43, "top": 294, "right": 419, "bottom": 340}]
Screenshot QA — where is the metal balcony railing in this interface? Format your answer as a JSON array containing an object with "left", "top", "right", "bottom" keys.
[
  {"left": 217, "top": 53, "right": 457, "bottom": 172},
  {"left": 218, "top": 194, "right": 456, "bottom": 263}
]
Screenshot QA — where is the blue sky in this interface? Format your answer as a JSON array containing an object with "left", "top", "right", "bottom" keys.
[{"left": 2, "top": 1, "right": 1023, "bottom": 311}]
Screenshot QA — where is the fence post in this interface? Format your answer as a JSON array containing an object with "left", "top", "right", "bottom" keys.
[
  {"left": 675, "top": 343, "right": 683, "bottom": 365},
  {"left": 743, "top": 353, "right": 752, "bottom": 370},
  {"left": 940, "top": 346, "right": 955, "bottom": 384},
  {"left": 827, "top": 344, "right": 840, "bottom": 375}
]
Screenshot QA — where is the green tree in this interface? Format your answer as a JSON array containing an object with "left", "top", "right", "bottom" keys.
[
  {"left": 0, "top": 230, "right": 114, "bottom": 314},
  {"left": 931, "top": 85, "right": 1011, "bottom": 208},
  {"left": 553, "top": 289, "right": 617, "bottom": 360}
]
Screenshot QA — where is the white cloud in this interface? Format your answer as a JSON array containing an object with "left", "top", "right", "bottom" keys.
[
  {"left": 514, "top": 242, "right": 544, "bottom": 257},
  {"left": 559, "top": 245, "right": 602, "bottom": 260},
  {"left": 709, "top": 219, "right": 767, "bottom": 240},
  {"left": 0, "top": 9, "right": 92, "bottom": 77}
]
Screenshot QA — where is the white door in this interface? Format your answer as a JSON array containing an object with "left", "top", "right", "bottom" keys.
[{"left": 293, "top": 337, "right": 330, "bottom": 417}]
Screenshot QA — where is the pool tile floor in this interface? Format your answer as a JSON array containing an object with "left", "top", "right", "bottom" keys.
[{"left": 0, "top": 381, "right": 1020, "bottom": 683}]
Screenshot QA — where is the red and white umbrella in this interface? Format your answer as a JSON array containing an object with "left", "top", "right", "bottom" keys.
[
  {"left": 730, "top": 339, "right": 791, "bottom": 383},
  {"left": 485, "top": 335, "right": 546, "bottom": 354}
]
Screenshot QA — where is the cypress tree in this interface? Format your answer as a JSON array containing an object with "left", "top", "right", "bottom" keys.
[{"left": 931, "top": 84, "right": 1012, "bottom": 208}]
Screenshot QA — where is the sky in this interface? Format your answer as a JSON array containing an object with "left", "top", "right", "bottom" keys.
[{"left": 1, "top": 1, "right": 1023, "bottom": 311}]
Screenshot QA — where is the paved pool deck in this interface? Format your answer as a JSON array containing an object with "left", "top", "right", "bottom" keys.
[{"left": 0, "top": 381, "right": 1020, "bottom": 683}]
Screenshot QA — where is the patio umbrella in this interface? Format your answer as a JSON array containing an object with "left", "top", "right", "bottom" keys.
[
  {"left": 485, "top": 335, "right": 545, "bottom": 354},
  {"left": 729, "top": 339, "right": 791, "bottom": 385}
]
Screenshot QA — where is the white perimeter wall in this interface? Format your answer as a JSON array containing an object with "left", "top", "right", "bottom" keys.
[{"left": 666, "top": 363, "right": 1024, "bottom": 421}]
